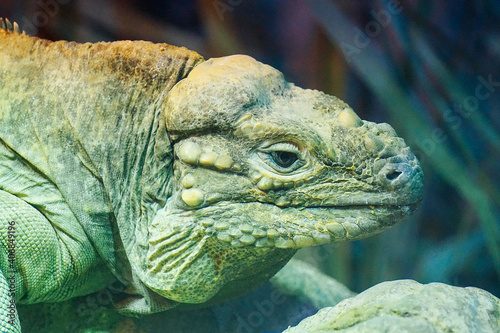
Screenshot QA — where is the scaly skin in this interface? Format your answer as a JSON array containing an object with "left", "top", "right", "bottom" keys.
[{"left": 0, "top": 19, "right": 423, "bottom": 332}]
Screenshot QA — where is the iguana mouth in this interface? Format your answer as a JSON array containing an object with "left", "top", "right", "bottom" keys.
[{"left": 183, "top": 201, "right": 419, "bottom": 249}]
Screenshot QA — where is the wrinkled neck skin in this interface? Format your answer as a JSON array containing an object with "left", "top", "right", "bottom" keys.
[{"left": 72, "top": 52, "right": 206, "bottom": 308}]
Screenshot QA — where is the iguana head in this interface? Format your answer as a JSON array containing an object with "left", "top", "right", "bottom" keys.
[{"left": 140, "top": 55, "right": 423, "bottom": 304}]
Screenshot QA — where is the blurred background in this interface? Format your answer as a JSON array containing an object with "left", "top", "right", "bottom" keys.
[{"left": 1, "top": 0, "right": 498, "bottom": 299}]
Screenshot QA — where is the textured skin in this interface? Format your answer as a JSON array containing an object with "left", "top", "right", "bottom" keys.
[{"left": 0, "top": 19, "right": 423, "bottom": 332}]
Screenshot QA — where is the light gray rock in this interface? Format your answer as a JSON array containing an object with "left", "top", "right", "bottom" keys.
[{"left": 283, "top": 279, "right": 500, "bottom": 333}]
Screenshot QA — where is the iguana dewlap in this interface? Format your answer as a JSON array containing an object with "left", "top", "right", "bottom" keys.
[{"left": 0, "top": 19, "right": 423, "bottom": 332}]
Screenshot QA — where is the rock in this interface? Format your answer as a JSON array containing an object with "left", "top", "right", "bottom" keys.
[{"left": 283, "top": 279, "right": 500, "bottom": 332}]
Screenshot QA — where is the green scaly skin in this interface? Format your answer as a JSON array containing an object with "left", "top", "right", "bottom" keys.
[{"left": 0, "top": 19, "right": 423, "bottom": 332}]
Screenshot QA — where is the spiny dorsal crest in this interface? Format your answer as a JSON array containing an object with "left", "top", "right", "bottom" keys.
[{"left": 0, "top": 18, "right": 25, "bottom": 35}]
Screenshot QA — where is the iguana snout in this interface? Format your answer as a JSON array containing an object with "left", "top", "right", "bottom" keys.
[{"left": 139, "top": 55, "right": 423, "bottom": 304}]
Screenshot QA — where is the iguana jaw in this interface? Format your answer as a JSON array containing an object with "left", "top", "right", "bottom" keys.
[
  {"left": 186, "top": 201, "right": 420, "bottom": 248},
  {"left": 140, "top": 198, "right": 417, "bottom": 304}
]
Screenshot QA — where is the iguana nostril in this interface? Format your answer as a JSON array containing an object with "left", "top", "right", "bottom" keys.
[
  {"left": 377, "top": 162, "right": 413, "bottom": 188},
  {"left": 386, "top": 170, "right": 402, "bottom": 181}
]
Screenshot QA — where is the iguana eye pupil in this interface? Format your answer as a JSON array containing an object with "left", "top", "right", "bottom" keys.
[{"left": 270, "top": 151, "right": 298, "bottom": 168}]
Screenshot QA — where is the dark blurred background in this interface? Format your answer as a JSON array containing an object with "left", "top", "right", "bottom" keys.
[{"left": 2, "top": 0, "right": 499, "bottom": 297}]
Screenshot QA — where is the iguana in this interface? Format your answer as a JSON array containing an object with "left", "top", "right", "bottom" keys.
[{"left": 0, "top": 18, "right": 423, "bottom": 332}]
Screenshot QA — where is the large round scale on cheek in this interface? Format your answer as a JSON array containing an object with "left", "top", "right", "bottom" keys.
[
  {"left": 181, "top": 188, "right": 205, "bottom": 206},
  {"left": 178, "top": 142, "right": 202, "bottom": 164}
]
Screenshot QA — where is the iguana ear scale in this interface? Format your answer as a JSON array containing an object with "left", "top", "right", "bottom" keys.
[{"left": 0, "top": 18, "right": 24, "bottom": 35}]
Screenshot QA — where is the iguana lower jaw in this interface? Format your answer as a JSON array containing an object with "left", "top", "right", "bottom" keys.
[
  {"left": 141, "top": 198, "right": 417, "bottom": 303},
  {"left": 182, "top": 202, "right": 419, "bottom": 248}
]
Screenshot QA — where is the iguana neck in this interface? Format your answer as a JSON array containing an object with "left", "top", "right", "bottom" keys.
[{"left": 0, "top": 29, "right": 204, "bottom": 272}]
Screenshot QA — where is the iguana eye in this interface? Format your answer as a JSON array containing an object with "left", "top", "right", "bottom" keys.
[
  {"left": 261, "top": 143, "right": 304, "bottom": 172},
  {"left": 270, "top": 151, "right": 298, "bottom": 168}
]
